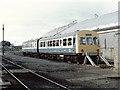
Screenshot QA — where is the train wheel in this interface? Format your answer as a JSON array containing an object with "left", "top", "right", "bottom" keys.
[
  {"left": 76, "top": 61, "right": 80, "bottom": 65},
  {"left": 68, "top": 61, "right": 71, "bottom": 64}
]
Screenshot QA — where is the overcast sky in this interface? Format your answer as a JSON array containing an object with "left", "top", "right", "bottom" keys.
[{"left": 0, "top": 0, "right": 119, "bottom": 45}]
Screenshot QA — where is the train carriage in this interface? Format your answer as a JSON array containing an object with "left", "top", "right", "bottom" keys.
[
  {"left": 37, "top": 30, "right": 99, "bottom": 54},
  {"left": 22, "top": 30, "right": 101, "bottom": 65}
]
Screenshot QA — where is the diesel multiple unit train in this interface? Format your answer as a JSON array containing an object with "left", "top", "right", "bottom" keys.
[{"left": 22, "top": 30, "right": 102, "bottom": 65}]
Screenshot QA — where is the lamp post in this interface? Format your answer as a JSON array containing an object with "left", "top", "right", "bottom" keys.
[{"left": 2, "top": 24, "right": 4, "bottom": 56}]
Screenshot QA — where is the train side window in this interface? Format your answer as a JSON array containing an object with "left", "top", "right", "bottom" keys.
[
  {"left": 80, "top": 37, "right": 86, "bottom": 45},
  {"left": 56, "top": 40, "right": 59, "bottom": 46},
  {"left": 73, "top": 37, "right": 75, "bottom": 45},
  {"left": 48, "top": 41, "right": 50, "bottom": 47},
  {"left": 39, "top": 42, "right": 41, "bottom": 47},
  {"left": 93, "top": 37, "right": 98, "bottom": 45},
  {"left": 87, "top": 37, "right": 92, "bottom": 45},
  {"left": 45, "top": 42, "right": 47, "bottom": 47},
  {"left": 50, "top": 41, "right": 52, "bottom": 47},
  {"left": 39, "top": 43, "right": 40, "bottom": 47},
  {"left": 41, "top": 42, "right": 43, "bottom": 47},
  {"left": 43, "top": 42, "right": 45, "bottom": 47},
  {"left": 60, "top": 40, "right": 62, "bottom": 46},
  {"left": 68, "top": 38, "right": 72, "bottom": 46},
  {"left": 40, "top": 42, "right": 42, "bottom": 47},
  {"left": 35, "top": 43, "right": 37, "bottom": 47},
  {"left": 48, "top": 41, "right": 49, "bottom": 47},
  {"left": 53, "top": 40, "right": 55, "bottom": 47},
  {"left": 63, "top": 39, "right": 67, "bottom": 46}
]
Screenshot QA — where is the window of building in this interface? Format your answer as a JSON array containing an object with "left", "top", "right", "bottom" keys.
[
  {"left": 80, "top": 37, "right": 86, "bottom": 45},
  {"left": 63, "top": 39, "right": 67, "bottom": 46}
]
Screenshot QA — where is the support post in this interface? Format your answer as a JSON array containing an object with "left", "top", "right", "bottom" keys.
[{"left": 2, "top": 24, "right": 4, "bottom": 56}]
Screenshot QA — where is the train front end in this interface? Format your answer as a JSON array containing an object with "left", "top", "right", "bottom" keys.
[
  {"left": 76, "top": 30, "right": 99, "bottom": 54},
  {"left": 75, "top": 30, "right": 100, "bottom": 64}
]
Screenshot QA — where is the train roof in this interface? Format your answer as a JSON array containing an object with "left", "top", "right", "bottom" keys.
[
  {"left": 42, "top": 11, "right": 118, "bottom": 39},
  {"left": 22, "top": 39, "right": 38, "bottom": 44},
  {"left": 40, "top": 30, "right": 99, "bottom": 41}
]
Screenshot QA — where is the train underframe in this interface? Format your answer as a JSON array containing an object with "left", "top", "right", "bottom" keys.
[{"left": 23, "top": 52, "right": 99, "bottom": 65}]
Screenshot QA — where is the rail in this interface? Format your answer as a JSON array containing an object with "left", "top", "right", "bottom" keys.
[
  {"left": 1, "top": 64, "right": 31, "bottom": 90},
  {"left": 1, "top": 56, "right": 71, "bottom": 90}
]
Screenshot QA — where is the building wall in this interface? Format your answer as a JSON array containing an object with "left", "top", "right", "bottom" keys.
[
  {"left": 99, "top": 31, "right": 116, "bottom": 61},
  {"left": 114, "top": 32, "right": 120, "bottom": 70},
  {"left": 101, "top": 48, "right": 114, "bottom": 60}
]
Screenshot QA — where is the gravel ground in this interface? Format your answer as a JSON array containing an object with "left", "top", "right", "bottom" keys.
[{"left": 3, "top": 53, "right": 120, "bottom": 89}]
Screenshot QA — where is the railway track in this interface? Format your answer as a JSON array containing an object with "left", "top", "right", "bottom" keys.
[{"left": 1, "top": 56, "right": 71, "bottom": 90}]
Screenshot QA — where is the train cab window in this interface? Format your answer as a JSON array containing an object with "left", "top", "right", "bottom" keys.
[
  {"left": 80, "top": 37, "right": 86, "bottom": 45},
  {"left": 56, "top": 40, "right": 59, "bottom": 46},
  {"left": 63, "top": 39, "right": 67, "bottom": 46},
  {"left": 68, "top": 38, "right": 72, "bottom": 46},
  {"left": 87, "top": 37, "right": 92, "bottom": 45},
  {"left": 93, "top": 37, "right": 98, "bottom": 45},
  {"left": 53, "top": 40, "right": 55, "bottom": 47}
]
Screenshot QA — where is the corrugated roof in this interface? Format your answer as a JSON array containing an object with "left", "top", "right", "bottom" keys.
[
  {"left": 61, "top": 11, "right": 118, "bottom": 34},
  {"left": 42, "top": 11, "right": 118, "bottom": 38},
  {"left": 42, "top": 20, "right": 77, "bottom": 37}
]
